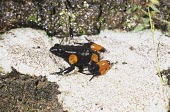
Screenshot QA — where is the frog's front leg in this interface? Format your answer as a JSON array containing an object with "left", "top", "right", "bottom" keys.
[{"left": 51, "top": 65, "right": 75, "bottom": 75}]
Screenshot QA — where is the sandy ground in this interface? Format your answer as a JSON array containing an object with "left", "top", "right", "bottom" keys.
[{"left": 0, "top": 28, "right": 170, "bottom": 112}]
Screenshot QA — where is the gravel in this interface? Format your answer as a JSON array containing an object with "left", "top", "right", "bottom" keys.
[{"left": 0, "top": 28, "right": 170, "bottom": 112}]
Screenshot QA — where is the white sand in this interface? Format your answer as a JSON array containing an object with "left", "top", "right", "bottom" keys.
[{"left": 0, "top": 28, "right": 170, "bottom": 112}]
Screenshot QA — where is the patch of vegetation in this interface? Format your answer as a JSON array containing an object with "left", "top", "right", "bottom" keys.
[
  {"left": 124, "top": 0, "right": 170, "bottom": 33},
  {"left": 0, "top": 0, "right": 170, "bottom": 37},
  {"left": 159, "top": 68, "right": 170, "bottom": 86},
  {"left": 0, "top": 68, "right": 63, "bottom": 112}
]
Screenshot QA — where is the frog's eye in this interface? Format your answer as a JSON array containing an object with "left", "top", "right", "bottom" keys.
[{"left": 54, "top": 44, "right": 60, "bottom": 47}]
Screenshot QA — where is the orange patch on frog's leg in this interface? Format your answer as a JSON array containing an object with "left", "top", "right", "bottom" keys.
[
  {"left": 98, "top": 60, "right": 110, "bottom": 75},
  {"left": 91, "top": 54, "right": 99, "bottom": 62},
  {"left": 90, "top": 43, "right": 106, "bottom": 52},
  {"left": 69, "top": 54, "right": 78, "bottom": 64}
]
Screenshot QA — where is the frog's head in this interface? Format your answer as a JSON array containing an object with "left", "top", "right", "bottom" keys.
[{"left": 50, "top": 44, "right": 65, "bottom": 57}]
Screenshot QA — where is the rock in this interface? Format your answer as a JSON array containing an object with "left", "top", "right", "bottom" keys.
[
  {"left": 0, "top": 28, "right": 68, "bottom": 76},
  {"left": 0, "top": 28, "right": 170, "bottom": 111}
]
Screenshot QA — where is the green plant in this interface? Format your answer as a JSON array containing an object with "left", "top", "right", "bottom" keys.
[
  {"left": 132, "top": 0, "right": 170, "bottom": 32},
  {"left": 146, "top": 0, "right": 169, "bottom": 111}
]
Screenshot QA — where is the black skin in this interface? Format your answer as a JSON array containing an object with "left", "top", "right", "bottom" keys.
[
  {"left": 75, "top": 42, "right": 106, "bottom": 52},
  {"left": 50, "top": 44, "right": 101, "bottom": 80},
  {"left": 75, "top": 37, "right": 106, "bottom": 52}
]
